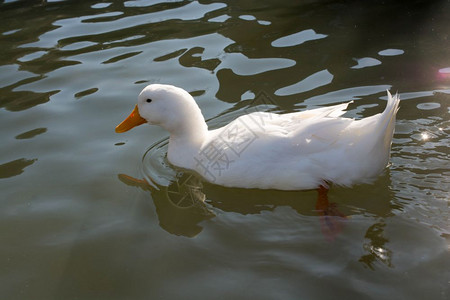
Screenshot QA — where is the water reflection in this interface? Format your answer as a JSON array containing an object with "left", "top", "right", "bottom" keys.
[
  {"left": 15, "top": 127, "right": 47, "bottom": 140},
  {"left": 118, "top": 173, "right": 214, "bottom": 238},
  {"left": 119, "top": 169, "right": 353, "bottom": 241},
  {"left": 360, "top": 222, "right": 393, "bottom": 269},
  {"left": 271, "top": 29, "right": 327, "bottom": 48},
  {"left": 0, "top": 89, "right": 58, "bottom": 111},
  {"left": 117, "top": 174, "right": 401, "bottom": 275},
  {"left": 0, "top": 158, "right": 37, "bottom": 179}
]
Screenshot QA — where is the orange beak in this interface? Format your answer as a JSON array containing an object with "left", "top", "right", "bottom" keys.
[{"left": 115, "top": 105, "right": 147, "bottom": 133}]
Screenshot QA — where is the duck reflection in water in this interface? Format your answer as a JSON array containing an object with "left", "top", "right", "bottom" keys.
[
  {"left": 118, "top": 172, "right": 347, "bottom": 240},
  {"left": 118, "top": 173, "right": 214, "bottom": 238}
]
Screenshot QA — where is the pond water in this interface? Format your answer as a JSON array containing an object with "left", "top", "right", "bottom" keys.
[{"left": 0, "top": 0, "right": 449, "bottom": 299}]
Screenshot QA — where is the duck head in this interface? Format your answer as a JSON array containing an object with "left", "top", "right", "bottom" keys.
[{"left": 115, "top": 84, "right": 207, "bottom": 135}]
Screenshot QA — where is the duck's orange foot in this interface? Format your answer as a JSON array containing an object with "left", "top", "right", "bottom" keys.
[{"left": 316, "top": 186, "right": 347, "bottom": 241}]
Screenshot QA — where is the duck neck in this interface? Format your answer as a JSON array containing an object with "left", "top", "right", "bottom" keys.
[{"left": 166, "top": 115, "right": 208, "bottom": 170}]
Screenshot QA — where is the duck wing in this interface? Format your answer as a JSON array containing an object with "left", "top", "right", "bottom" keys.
[
  {"left": 232, "top": 101, "right": 353, "bottom": 136},
  {"left": 226, "top": 101, "right": 354, "bottom": 148}
]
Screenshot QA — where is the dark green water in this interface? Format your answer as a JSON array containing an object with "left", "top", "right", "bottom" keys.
[{"left": 0, "top": 0, "right": 449, "bottom": 299}]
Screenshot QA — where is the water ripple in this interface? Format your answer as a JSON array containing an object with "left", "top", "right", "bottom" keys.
[
  {"left": 275, "top": 69, "right": 333, "bottom": 96},
  {"left": 271, "top": 29, "right": 327, "bottom": 47},
  {"left": 1, "top": 1, "right": 450, "bottom": 299}
]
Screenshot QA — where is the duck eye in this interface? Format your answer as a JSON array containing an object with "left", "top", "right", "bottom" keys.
[{"left": 146, "top": 98, "right": 152, "bottom": 103}]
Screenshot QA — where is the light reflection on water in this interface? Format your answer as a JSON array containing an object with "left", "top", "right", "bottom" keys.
[{"left": 0, "top": 0, "right": 449, "bottom": 299}]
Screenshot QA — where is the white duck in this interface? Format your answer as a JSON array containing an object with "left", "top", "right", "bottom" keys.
[{"left": 116, "top": 84, "right": 400, "bottom": 192}]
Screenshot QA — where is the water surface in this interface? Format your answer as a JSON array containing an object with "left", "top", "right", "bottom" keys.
[{"left": 0, "top": 0, "right": 449, "bottom": 299}]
